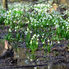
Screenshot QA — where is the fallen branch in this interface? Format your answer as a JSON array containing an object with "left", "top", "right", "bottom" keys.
[{"left": 1, "top": 64, "right": 48, "bottom": 68}]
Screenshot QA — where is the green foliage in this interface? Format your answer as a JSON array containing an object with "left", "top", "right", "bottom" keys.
[{"left": 0, "top": 2, "right": 69, "bottom": 53}]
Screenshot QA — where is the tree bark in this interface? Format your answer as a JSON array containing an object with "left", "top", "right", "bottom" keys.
[
  {"left": 31, "top": 0, "right": 38, "bottom": 2},
  {"left": 3, "top": 0, "right": 8, "bottom": 10}
]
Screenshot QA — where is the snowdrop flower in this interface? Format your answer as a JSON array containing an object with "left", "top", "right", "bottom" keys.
[
  {"left": 17, "top": 18, "right": 19, "bottom": 20},
  {"left": 34, "top": 67, "right": 37, "bottom": 69},
  {"left": 9, "top": 10, "right": 11, "bottom": 13},
  {"left": 60, "top": 17, "right": 63, "bottom": 20},
  {"left": 62, "top": 26, "right": 64, "bottom": 29},
  {"left": 13, "top": 21, "right": 15, "bottom": 23},
  {"left": 41, "top": 25, "right": 43, "bottom": 27},
  {"left": 24, "top": 31, "right": 28, "bottom": 35},
  {"left": 31, "top": 37, "right": 34, "bottom": 40},
  {"left": 25, "top": 60, "right": 28, "bottom": 64},
  {"left": 30, "top": 40, "right": 32, "bottom": 44},
  {"left": 15, "top": 8, "right": 18, "bottom": 11},
  {"left": 27, "top": 27, "right": 29, "bottom": 31},
  {"left": 54, "top": 23, "right": 56, "bottom": 24},
  {"left": 26, "top": 21, "right": 29, "bottom": 24},
  {"left": 37, "top": 39, "right": 39, "bottom": 41},
  {"left": 55, "top": 24, "right": 59, "bottom": 28},
  {"left": 47, "top": 39, "right": 50, "bottom": 42},
  {"left": 37, "top": 21, "right": 39, "bottom": 23},
  {"left": 67, "top": 26, "right": 69, "bottom": 30},
  {"left": 42, "top": 35, "right": 44, "bottom": 38},
  {"left": 35, "top": 24, "right": 36, "bottom": 26},
  {"left": 30, "top": 31, "right": 32, "bottom": 33},
  {"left": 33, "top": 34, "right": 36, "bottom": 37},
  {"left": 37, "top": 34, "right": 39, "bottom": 37},
  {"left": 15, "top": 29, "right": 16, "bottom": 32},
  {"left": 9, "top": 28, "right": 12, "bottom": 32},
  {"left": 36, "top": 42, "right": 38, "bottom": 44},
  {"left": 43, "top": 33, "right": 44, "bottom": 35},
  {"left": 50, "top": 41, "right": 53, "bottom": 46},
  {"left": 30, "top": 17, "right": 32, "bottom": 20},
  {"left": 58, "top": 41, "right": 60, "bottom": 44},
  {"left": 47, "top": 23, "right": 48, "bottom": 25},
  {"left": 42, "top": 42, "right": 45, "bottom": 44},
  {"left": 30, "top": 59, "right": 33, "bottom": 61}
]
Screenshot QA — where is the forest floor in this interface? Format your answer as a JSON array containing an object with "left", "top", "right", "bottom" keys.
[
  {"left": 0, "top": 24, "right": 69, "bottom": 69},
  {"left": 0, "top": 1, "right": 69, "bottom": 68}
]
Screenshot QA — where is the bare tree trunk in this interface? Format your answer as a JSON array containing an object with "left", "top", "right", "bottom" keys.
[
  {"left": 3, "top": 0, "right": 8, "bottom": 10},
  {"left": 31, "top": 0, "right": 38, "bottom": 2}
]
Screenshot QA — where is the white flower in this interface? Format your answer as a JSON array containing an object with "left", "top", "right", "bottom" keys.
[
  {"left": 62, "top": 26, "right": 64, "bottom": 29},
  {"left": 43, "top": 33, "right": 44, "bottom": 35},
  {"left": 14, "top": 8, "right": 18, "bottom": 11},
  {"left": 30, "top": 31, "right": 32, "bottom": 33},
  {"left": 31, "top": 37, "right": 34, "bottom": 40},
  {"left": 58, "top": 41, "right": 60, "bottom": 44},
  {"left": 36, "top": 42, "right": 38, "bottom": 44},
  {"left": 41, "top": 25, "right": 43, "bottom": 27},
  {"left": 34, "top": 67, "right": 37, "bottom": 69},
  {"left": 42, "top": 42, "right": 45, "bottom": 44},
  {"left": 50, "top": 41, "right": 52, "bottom": 46},
  {"left": 15, "top": 29, "right": 16, "bottom": 32},
  {"left": 25, "top": 60, "right": 28, "bottom": 64},
  {"left": 30, "top": 59, "right": 33, "bottom": 61},
  {"left": 35, "top": 24, "right": 36, "bottom": 26},
  {"left": 42, "top": 36, "right": 44, "bottom": 38},
  {"left": 54, "top": 23, "right": 56, "bottom": 24},
  {"left": 24, "top": 31, "right": 28, "bottom": 35},
  {"left": 9, "top": 10, "right": 11, "bottom": 13},
  {"left": 47, "top": 23, "right": 48, "bottom": 25},
  {"left": 55, "top": 24, "right": 59, "bottom": 28},
  {"left": 30, "top": 40, "right": 32, "bottom": 44},
  {"left": 47, "top": 39, "right": 50, "bottom": 42},
  {"left": 37, "top": 34, "right": 39, "bottom": 37},
  {"left": 15, "top": 26, "right": 19, "bottom": 29},
  {"left": 27, "top": 27, "right": 29, "bottom": 31},
  {"left": 17, "top": 18, "right": 19, "bottom": 20},
  {"left": 9, "top": 28, "right": 12, "bottom": 32},
  {"left": 33, "top": 34, "right": 36, "bottom": 37},
  {"left": 37, "top": 39, "right": 39, "bottom": 41}
]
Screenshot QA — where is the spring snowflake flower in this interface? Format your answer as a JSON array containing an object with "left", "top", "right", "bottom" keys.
[
  {"left": 50, "top": 41, "right": 53, "bottom": 46},
  {"left": 33, "top": 34, "right": 36, "bottom": 37},
  {"left": 47, "top": 23, "right": 48, "bottom": 25},
  {"left": 37, "top": 34, "right": 39, "bottom": 37},
  {"left": 42, "top": 35, "right": 44, "bottom": 38},
  {"left": 9, "top": 28, "right": 12, "bottom": 32},
  {"left": 54, "top": 23, "right": 56, "bottom": 24},
  {"left": 24, "top": 31, "right": 28, "bottom": 35},
  {"left": 30, "top": 31, "right": 32, "bottom": 33},
  {"left": 55, "top": 24, "right": 59, "bottom": 28},
  {"left": 42, "top": 42, "right": 45, "bottom": 44},
  {"left": 35, "top": 24, "right": 36, "bottom": 26},
  {"left": 47, "top": 39, "right": 50, "bottom": 42},
  {"left": 30, "top": 40, "right": 32, "bottom": 44},
  {"left": 37, "top": 39, "right": 39, "bottom": 41},
  {"left": 36, "top": 42, "right": 38, "bottom": 44},
  {"left": 27, "top": 27, "right": 29, "bottom": 31},
  {"left": 42, "top": 33, "right": 44, "bottom": 35},
  {"left": 58, "top": 41, "right": 60, "bottom": 44},
  {"left": 62, "top": 26, "right": 64, "bottom": 29},
  {"left": 9, "top": 10, "right": 11, "bottom": 13},
  {"left": 15, "top": 29, "right": 16, "bottom": 32},
  {"left": 41, "top": 25, "right": 43, "bottom": 27}
]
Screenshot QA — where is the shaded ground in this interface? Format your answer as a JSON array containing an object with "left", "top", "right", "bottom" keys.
[{"left": 0, "top": 25, "right": 69, "bottom": 69}]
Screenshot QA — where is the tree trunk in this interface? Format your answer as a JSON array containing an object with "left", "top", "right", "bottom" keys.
[
  {"left": 3, "top": 0, "right": 8, "bottom": 10},
  {"left": 31, "top": 0, "right": 38, "bottom": 2}
]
